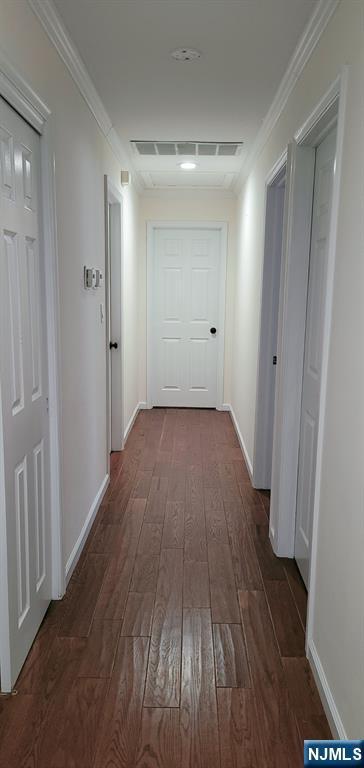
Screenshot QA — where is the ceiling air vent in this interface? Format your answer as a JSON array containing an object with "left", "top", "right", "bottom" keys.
[
  {"left": 134, "top": 141, "right": 157, "bottom": 155},
  {"left": 132, "top": 141, "right": 243, "bottom": 157}
]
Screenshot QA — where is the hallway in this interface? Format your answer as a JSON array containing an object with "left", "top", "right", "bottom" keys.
[{"left": 0, "top": 408, "right": 330, "bottom": 767}]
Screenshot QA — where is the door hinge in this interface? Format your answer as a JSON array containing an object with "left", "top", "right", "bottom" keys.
[{"left": 273, "top": 355, "right": 277, "bottom": 365}]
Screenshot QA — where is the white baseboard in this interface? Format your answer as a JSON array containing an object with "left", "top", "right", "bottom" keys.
[
  {"left": 65, "top": 473, "right": 109, "bottom": 583},
  {"left": 223, "top": 403, "right": 253, "bottom": 481},
  {"left": 123, "top": 402, "right": 141, "bottom": 442},
  {"left": 220, "top": 403, "right": 231, "bottom": 411},
  {"left": 307, "top": 640, "right": 346, "bottom": 739}
]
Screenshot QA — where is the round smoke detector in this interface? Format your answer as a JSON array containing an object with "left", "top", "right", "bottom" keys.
[{"left": 171, "top": 48, "right": 201, "bottom": 62}]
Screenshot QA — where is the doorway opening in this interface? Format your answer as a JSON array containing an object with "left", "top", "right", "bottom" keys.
[
  {"left": 266, "top": 74, "right": 346, "bottom": 611},
  {"left": 253, "top": 158, "right": 286, "bottom": 490},
  {"left": 104, "top": 177, "right": 124, "bottom": 462}
]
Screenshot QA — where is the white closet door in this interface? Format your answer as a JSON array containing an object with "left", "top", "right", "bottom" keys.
[
  {"left": 295, "top": 128, "right": 337, "bottom": 587},
  {"left": 0, "top": 97, "right": 50, "bottom": 690},
  {"left": 150, "top": 228, "right": 222, "bottom": 408}
]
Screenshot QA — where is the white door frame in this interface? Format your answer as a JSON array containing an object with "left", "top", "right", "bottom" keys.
[
  {"left": 269, "top": 71, "right": 348, "bottom": 615},
  {"left": 146, "top": 220, "right": 228, "bottom": 410},
  {"left": 253, "top": 151, "right": 287, "bottom": 489},
  {"left": 0, "top": 50, "right": 63, "bottom": 652},
  {"left": 104, "top": 175, "right": 124, "bottom": 464}
]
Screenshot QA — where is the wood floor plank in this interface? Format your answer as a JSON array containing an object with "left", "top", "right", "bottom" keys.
[
  {"left": 264, "top": 580, "right": 305, "bottom": 657},
  {"left": 0, "top": 693, "right": 38, "bottom": 766},
  {"left": 202, "top": 461, "right": 220, "bottom": 487},
  {"left": 140, "top": 446, "right": 158, "bottom": 472},
  {"left": 145, "top": 476, "right": 169, "bottom": 522},
  {"left": 168, "top": 468, "right": 186, "bottom": 501},
  {"left": 17, "top": 637, "right": 87, "bottom": 767},
  {"left": 130, "top": 553, "right": 160, "bottom": 592},
  {"left": 249, "top": 523, "right": 286, "bottom": 580},
  {"left": 89, "top": 522, "right": 127, "bottom": 554},
  {"left": 144, "top": 548, "right": 183, "bottom": 707},
  {"left": 238, "top": 590, "right": 284, "bottom": 690},
  {"left": 132, "top": 470, "right": 153, "bottom": 499},
  {"left": 208, "top": 542, "right": 240, "bottom": 623},
  {"left": 121, "top": 592, "right": 155, "bottom": 637},
  {"left": 282, "top": 658, "right": 332, "bottom": 740},
  {"left": 183, "top": 560, "right": 210, "bottom": 608},
  {"left": 205, "top": 507, "right": 229, "bottom": 544},
  {"left": 153, "top": 451, "right": 173, "bottom": 478},
  {"left": 162, "top": 500, "right": 185, "bottom": 548},
  {"left": 220, "top": 480, "right": 242, "bottom": 505},
  {"left": 59, "top": 554, "right": 108, "bottom": 637},
  {"left": 94, "top": 636, "right": 149, "bottom": 768},
  {"left": 224, "top": 502, "right": 263, "bottom": 590},
  {"left": 213, "top": 624, "right": 250, "bottom": 688},
  {"left": 114, "top": 498, "right": 148, "bottom": 559},
  {"left": 135, "top": 708, "right": 181, "bottom": 768},
  {"left": 237, "top": 479, "right": 268, "bottom": 525},
  {"left": 253, "top": 684, "right": 302, "bottom": 768},
  {"left": 138, "top": 522, "right": 163, "bottom": 554},
  {"left": 283, "top": 558, "right": 307, "bottom": 629},
  {"left": 218, "top": 462, "right": 237, "bottom": 483},
  {"left": 217, "top": 688, "right": 261, "bottom": 768},
  {"left": 16, "top": 619, "right": 57, "bottom": 693},
  {"left": 184, "top": 503, "right": 207, "bottom": 562},
  {"left": 39, "top": 677, "right": 108, "bottom": 768},
  {"left": 204, "top": 484, "right": 224, "bottom": 511},
  {"left": 101, "top": 496, "right": 132, "bottom": 524},
  {"left": 232, "top": 459, "right": 251, "bottom": 487},
  {"left": 93, "top": 499, "right": 146, "bottom": 620},
  {"left": 242, "top": 499, "right": 268, "bottom": 525},
  {"left": 180, "top": 608, "right": 220, "bottom": 768},
  {"left": 78, "top": 619, "right": 121, "bottom": 678},
  {"left": 185, "top": 475, "right": 207, "bottom": 562},
  {"left": 93, "top": 552, "right": 136, "bottom": 621}
]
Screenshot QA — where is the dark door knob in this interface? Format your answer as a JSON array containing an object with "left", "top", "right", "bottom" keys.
[
  {"left": 210, "top": 327, "right": 217, "bottom": 335},
  {"left": 109, "top": 341, "right": 118, "bottom": 350}
]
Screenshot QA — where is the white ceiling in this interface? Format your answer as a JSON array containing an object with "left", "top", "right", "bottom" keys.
[{"left": 53, "top": 0, "right": 318, "bottom": 191}]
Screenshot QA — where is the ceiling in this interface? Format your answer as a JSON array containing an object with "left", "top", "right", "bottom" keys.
[{"left": 53, "top": 0, "right": 318, "bottom": 192}]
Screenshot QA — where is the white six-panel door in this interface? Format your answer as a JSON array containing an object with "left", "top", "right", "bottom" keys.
[
  {"left": 294, "top": 128, "right": 337, "bottom": 587},
  {"left": 150, "top": 228, "right": 223, "bottom": 407},
  {"left": 0, "top": 97, "right": 50, "bottom": 690}
]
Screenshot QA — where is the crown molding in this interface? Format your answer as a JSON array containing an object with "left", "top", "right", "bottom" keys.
[
  {"left": 234, "top": 0, "right": 340, "bottom": 193},
  {"left": 0, "top": 48, "right": 51, "bottom": 133},
  {"left": 28, "top": 0, "right": 142, "bottom": 192}
]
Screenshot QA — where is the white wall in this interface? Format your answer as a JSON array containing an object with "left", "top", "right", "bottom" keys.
[
  {"left": 232, "top": 0, "right": 364, "bottom": 738},
  {"left": 139, "top": 190, "right": 236, "bottom": 405},
  {"left": 0, "top": 0, "right": 141, "bottom": 568}
]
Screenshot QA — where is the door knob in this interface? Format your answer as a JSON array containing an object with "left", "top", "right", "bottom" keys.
[
  {"left": 210, "top": 327, "right": 217, "bottom": 335},
  {"left": 109, "top": 341, "right": 118, "bottom": 350}
]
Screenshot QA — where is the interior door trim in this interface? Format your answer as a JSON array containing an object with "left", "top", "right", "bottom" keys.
[
  {"left": 0, "top": 50, "right": 63, "bottom": 693},
  {"left": 265, "top": 70, "right": 348, "bottom": 673},
  {"left": 104, "top": 175, "right": 124, "bottom": 464},
  {"left": 146, "top": 220, "right": 228, "bottom": 411}
]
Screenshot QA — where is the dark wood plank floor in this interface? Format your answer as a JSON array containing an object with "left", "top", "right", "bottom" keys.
[{"left": 0, "top": 408, "right": 331, "bottom": 767}]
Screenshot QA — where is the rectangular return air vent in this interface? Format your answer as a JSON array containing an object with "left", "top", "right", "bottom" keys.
[{"left": 132, "top": 141, "right": 243, "bottom": 157}]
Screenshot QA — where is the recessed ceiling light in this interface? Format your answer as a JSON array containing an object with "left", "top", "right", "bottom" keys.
[
  {"left": 179, "top": 161, "right": 197, "bottom": 170},
  {"left": 171, "top": 48, "right": 201, "bottom": 62}
]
